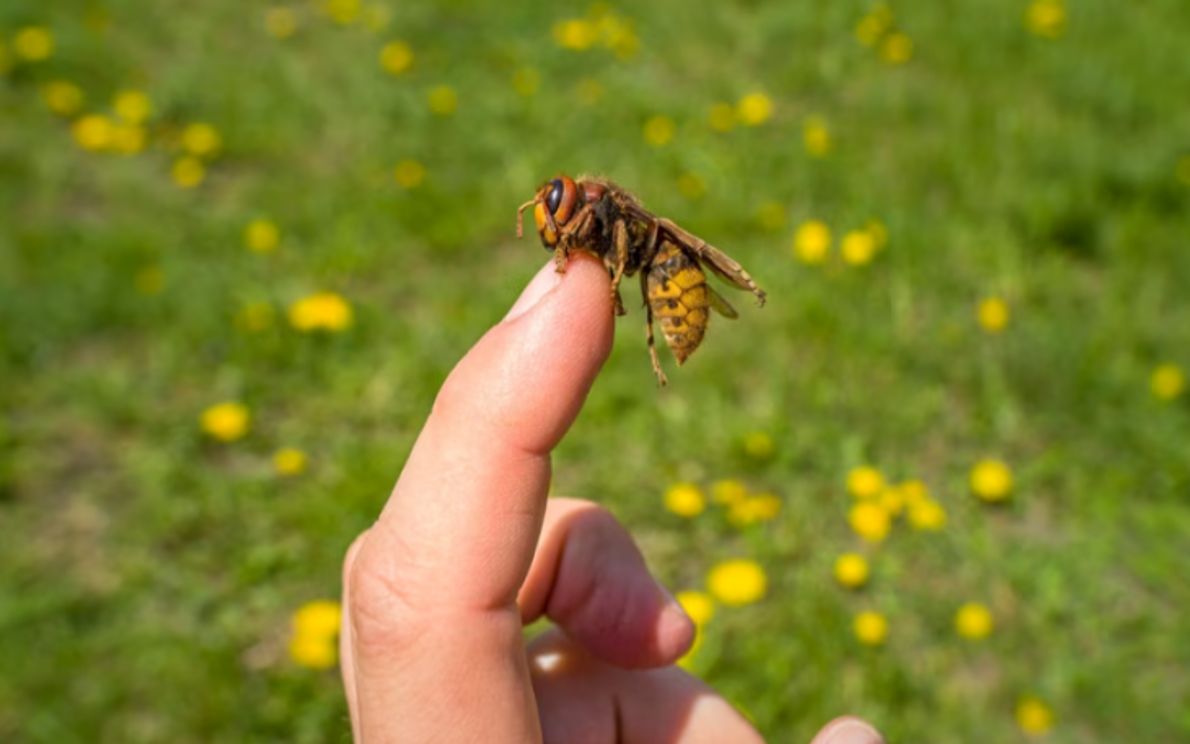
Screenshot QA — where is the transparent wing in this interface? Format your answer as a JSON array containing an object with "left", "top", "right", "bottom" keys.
[{"left": 708, "top": 285, "right": 739, "bottom": 319}]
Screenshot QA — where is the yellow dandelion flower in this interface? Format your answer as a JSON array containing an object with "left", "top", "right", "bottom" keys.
[
  {"left": 236, "top": 301, "right": 275, "bottom": 332},
  {"left": 642, "top": 115, "right": 675, "bottom": 147},
  {"left": 244, "top": 218, "right": 281, "bottom": 253},
  {"left": 834, "top": 552, "right": 870, "bottom": 589},
  {"left": 978, "top": 296, "right": 1010, "bottom": 333},
  {"left": 181, "top": 122, "right": 222, "bottom": 158},
  {"left": 706, "top": 559, "right": 767, "bottom": 606},
  {"left": 362, "top": 3, "right": 391, "bottom": 32},
  {"left": 171, "top": 156, "right": 206, "bottom": 189},
  {"left": 677, "top": 172, "right": 706, "bottom": 201},
  {"left": 289, "top": 599, "right": 341, "bottom": 668},
  {"left": 748, "top": 492, "right": 781, "bottom": 520},
  {"left": 854, "top": 6, "right": 891, "bottom": 47},
  {"left": 676, "top": 590, "right": 715, "bottom": 626},
  {"left": 711, "top": 479, "right": 748, "bottom": 506},
  {"left": 793, "top": 220, "right": 831, "bottom": 264},
  {"left": 265, "top": 7, "right": 298, "bottom": 39},
  {"left": 898, "top": 479, "right": 929, "bottom": 505},
  {"left": 576, "top": 78, "right": 603, "bottom": 105},
  {"left": 880, "top": 32, "right": 913, "bottom": 64},
  {"left": 324, "top": 0, "right": 361, "bottom": 25},
  {"left": 293, "top": 599, "right": 341, "bottom": 637},
  {"left": 110, "top": 125, "right": 147, "bottom": 155},
  {"left": 708, "top": 102, "right": 736, "bottom": 132},
  {"left": 728, "top": 493, "right": 781, "bottom": 526},
  {"left": 803, "top": 116, "right": 832, "bottom": 157},
  {"left": 854, "top": 16, "right": 882, "bottom": 47},
  {"left": 13, "top": 26, "right": 54, "bottom": 62},
  {"left": 135, "top": 266, "right": 165, "bottom": 295},
  {"left": 877, "top": 487, "right": 905, "bottom": 517},
  {"left": 512, "top": 66, "right": 540, "bottom": 97},
  {"left": 1016, "top": 696, "right": 1055, "bottom": 736},
  {"left": 289, "top": 633, "right": 337, "bottom": 668},
  {"left": 552, "top": 18, "right": 597, "bottom": 51},
  {"left": 427, "top": 85, "right": 457, "bottom": 116},
  {"left": 906, "top": 498, "right": 946, "bottom": 531},
  {"left": 970, "top": 459, "right": 1013, "bottom": 502},
  {"left": 73, "top": 114, "right": 114, "bottom": 152},
  {"left": 736, "top": 92, "right": 773, "bottom": 126},
  {"left": 113, "top": 89, "right": 152, "bottom": 124},
  {"left": 848, "top": 502, "right": 891, "bottom": 543},
  {"left": 394, "top": 159, "right": 426, "bottom": 189},
  {"left": 274, "top": 447, "right": 308, "bottom": 476},
  {"left": 1150, "top": 363, "right": 1185, "bottom": 401},
  {"left": 42, "top": 81, "right": 84, "bottom": 117},
  {"left": 1025, "top": 0, "right": 1065, "bottom": 39},
  {"left": 664, "top": 481, "right": 705, "bottom": 518},
  {"left": 200, "top": 401, "right": 250, "bottom": 442},
  {"left": 841, "top": 229, "right": 877, "bottom": 266},
  {"left": 743, "top": 431, "right": 774, "bottom": 459},
  {"left": 288, "top": 291, "right": 354, "bottom": 332},
  {"left": 595, "top": 12, "right": 639, "bottom": 59},
  {"left": 847, "top": 465, "right": 884, "bottom": 499},
  {"left": 955, "top": 602, "right": 994, "bottom": 640},
  {"left": 853, "top": 610, "right": 888, "bottom": 646},
  {"left": 379, "top": 40, "right": 413, "bottom": 75}
]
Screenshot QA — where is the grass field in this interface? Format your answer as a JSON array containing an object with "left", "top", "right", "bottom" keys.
[{"left": 2, "top": 0, "right": 1188, "bottom": 741}]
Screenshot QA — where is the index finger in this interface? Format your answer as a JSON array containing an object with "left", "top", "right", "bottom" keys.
[
  {"left": 346, "top": 253, "right": 614, "bottom": 740},
  {"left": 373, "top": 253, "right": 613, "bottom": 607}
]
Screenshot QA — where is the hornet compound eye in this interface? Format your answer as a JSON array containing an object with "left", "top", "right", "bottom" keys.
[{"left": 546, "top": 178, "right": 564, "bottom": 214}]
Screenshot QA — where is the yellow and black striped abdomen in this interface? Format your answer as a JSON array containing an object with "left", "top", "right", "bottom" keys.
[{"left": 646, "top": 241, "right": 709, "bottom": 364}]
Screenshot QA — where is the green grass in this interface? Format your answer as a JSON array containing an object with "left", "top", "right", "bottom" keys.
[{"left": 2, "top": 0, "right": 1189, "bottom": 741}]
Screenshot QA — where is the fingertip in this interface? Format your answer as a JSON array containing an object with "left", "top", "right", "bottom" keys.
[
  {"left": 508, "top": 253, "right": 615, "bottom": 365},
  {"left": 435, "top": 252, "right": 613, "bottom": 456},
  {"left": 655, "top": 600, "right": 697, "bottom": 662},
  {"left": 503, "top": 259, "right": 563, "bottom": 323},
  {"left": 810, "top": 716, "right": 884, "bottom": 744},
  {"left": 502, "top": 252, "right": 613, "bottom": 330}
]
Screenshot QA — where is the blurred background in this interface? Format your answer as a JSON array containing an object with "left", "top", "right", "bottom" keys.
[{"left": 2, "top": 0, "right": 1188, "bottom": 741}]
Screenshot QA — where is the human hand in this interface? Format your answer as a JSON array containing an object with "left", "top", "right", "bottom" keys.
[{"left": 340, "top": 254, "right": 883, "bottom": 743}]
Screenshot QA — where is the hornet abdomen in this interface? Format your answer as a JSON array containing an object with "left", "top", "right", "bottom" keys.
[{"left": 646, "top": 240, "right": 709, "bottom": 365}]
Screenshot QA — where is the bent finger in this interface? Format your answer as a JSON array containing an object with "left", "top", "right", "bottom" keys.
[{"left": 519, "top": 498, "right": 694, "bottom": 669}]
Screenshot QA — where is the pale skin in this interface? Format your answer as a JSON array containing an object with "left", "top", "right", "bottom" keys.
[{"left": 340, "top": 254, "right": 884, "bottom": 744}]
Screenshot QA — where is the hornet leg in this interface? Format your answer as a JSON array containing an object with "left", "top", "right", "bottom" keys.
[
  {"left": 610, "top": 219, "right": 630, "bottom": 316},
  {"left": 641, "top": 272, "right": 668, "bottom": 386}
]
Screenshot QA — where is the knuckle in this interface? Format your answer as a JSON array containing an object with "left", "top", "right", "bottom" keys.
[{"left": 345, "top": 543, "right": 422, "bottom": 656}]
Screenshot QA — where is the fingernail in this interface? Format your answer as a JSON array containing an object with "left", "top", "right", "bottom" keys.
[
  {"left": 503, "top": 260, "right": 563, "bottom": 322},
  {"left": 659, "top": 599, "right": 694, "bottom": 634},
  {"left": 655, "top": 581, "right": 695, "bottom": 646},
  {"left": 817, "top": 718, "right": 884, "bottom": 744}
]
